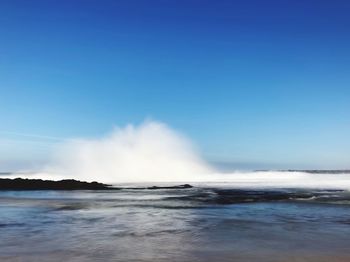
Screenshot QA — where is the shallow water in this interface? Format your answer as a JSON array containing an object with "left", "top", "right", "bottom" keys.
[{"left": 1, "top": 185, "right": 350, "bottom": 262}]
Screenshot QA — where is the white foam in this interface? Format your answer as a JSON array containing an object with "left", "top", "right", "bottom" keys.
[
  {"left": 11, "top": 120, "right": 350, "bottom": 190},
  {"left": 194, "top": 171, "right": 350, "bottom": 189}
]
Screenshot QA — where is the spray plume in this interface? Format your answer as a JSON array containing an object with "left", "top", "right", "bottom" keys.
[
  {"left": 15, "top": 120, "right": 350, "bottom": 189},
  {"left": 37, "top": 120, "right": 212, "bottom": 183}
]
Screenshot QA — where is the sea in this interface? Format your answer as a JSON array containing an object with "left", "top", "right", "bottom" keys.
[{"left": 1, "top": 175, "right": 350, "bottom": 261}]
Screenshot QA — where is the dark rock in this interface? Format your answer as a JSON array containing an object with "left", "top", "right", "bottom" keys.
[
  {"left": 0, "top": 178, "right": 115, "bottom": 190},
  {"left": 0, "top": 178, "right": 193, "bottom": 191},
  {"left": 146, "top": 184, "right": 193, "bottom": 190},
  {"left": 123, "top": 184, "right": 194, "bottom": 190}
]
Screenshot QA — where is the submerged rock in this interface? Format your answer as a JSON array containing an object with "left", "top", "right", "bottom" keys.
[
  {"left": 145, "top": 184, "right": 193, "bottom": 190},
  {"left": 120, "top": 184, "right": 194, "bottom": 190}
]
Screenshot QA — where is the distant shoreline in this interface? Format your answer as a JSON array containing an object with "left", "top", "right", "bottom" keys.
[
  {"left": 254, "top": 170, "right": 350, "bottom": 174},
  {"left": 2, "top": 170, "right": 350, "bottom": 177}
]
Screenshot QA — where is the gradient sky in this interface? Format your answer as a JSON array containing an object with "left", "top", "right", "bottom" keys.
[{"left": 0, "top": 0, "right": 349, "bottom": 171}]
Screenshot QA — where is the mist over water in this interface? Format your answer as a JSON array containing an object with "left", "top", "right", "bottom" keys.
[
  {"left": 17, "top": 120, "right": 350, "bottom": 189},
  {"left": 38, "top": 120, "right": 213, "bottom": 183}
]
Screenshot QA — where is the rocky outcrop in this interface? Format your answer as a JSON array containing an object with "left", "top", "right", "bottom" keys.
[
  {"left": 0, "top": 178, "right": 194, "bottom": 191},
  {"left": 0, "top": 178, "right": 112, "bottom": 190}
]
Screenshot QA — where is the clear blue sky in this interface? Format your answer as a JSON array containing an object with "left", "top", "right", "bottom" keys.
[{"left": 0, "top": 0, "right": 349, "bottom": 171}]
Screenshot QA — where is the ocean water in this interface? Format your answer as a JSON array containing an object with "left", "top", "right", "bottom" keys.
[{"left": 1, "top": 184, "right": 350, "bottom": 262}]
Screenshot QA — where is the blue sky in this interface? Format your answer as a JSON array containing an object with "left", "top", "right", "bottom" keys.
[{"left": 0, "top": 0, "right": 349, "bottom": 171}]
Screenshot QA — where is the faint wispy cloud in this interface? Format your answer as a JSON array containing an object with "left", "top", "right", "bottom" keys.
[{"left": 0, "top": 131, "right": 66, "bottom": 142}]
